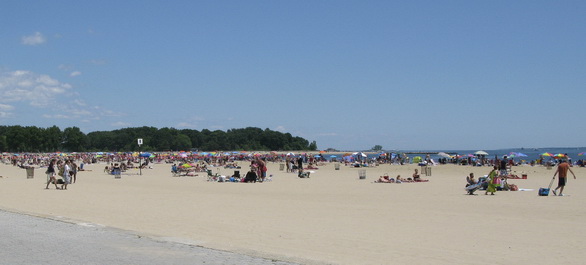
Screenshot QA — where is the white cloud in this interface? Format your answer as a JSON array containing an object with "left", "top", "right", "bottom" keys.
[
  {"left": 42, "top": 114, "right": 70, "bottom": 119},
  {"left": 275, "top": 126, "right": 286, "bottom": 132},
  {"left": 317, "top": 132, "right": 338, "bottom": 136},
  {"left": 177, "top": 122, "right": 196, "bottom": 128},
  {"left": 0, "top": 70, "right": 72, "bottom": 107},
  {"left": 0, "top": 69, "right": 122, "bottom": 124},
  {"left": 70, "top": 71, "right": 82, "bottom": 77},
  {"left": 73, "top": 99, "right": 86, "bottom": 106},
  {"left": 0, "top": 104, "right": 14, "bottom": 111},
  {"left": 111, "top": 121, "right": 131, "bottom": 127},
  {"left": 21, "top": 32, "right": 46, "bottom": 45}
]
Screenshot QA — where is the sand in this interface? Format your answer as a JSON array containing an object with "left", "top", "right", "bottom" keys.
[{"left": 0, "top": 160, "right": 585, "bottom": 264}]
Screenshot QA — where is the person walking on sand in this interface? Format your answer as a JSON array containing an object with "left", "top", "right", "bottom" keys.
[
  {"left": 61, "top": 160, "right": 71, "bottom": 190},
  {"left": 553, "top": 159, "right": 576, "bottom": 196},
  {"left": 485, "top": 166, "right": 498, "bottom": 195},
  {"left": 45, "top": 159, "right": 59, "bottom": 189}
]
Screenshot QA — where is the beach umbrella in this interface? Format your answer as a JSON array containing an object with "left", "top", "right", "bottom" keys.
[
  {"left": 474, "top": 150, "right": 489, "bottom": 156},
  {"left": 330, "top": 155, "right": 337, "bottom": 158},
  {"left": 541, "top": 152, "right": 554, "bottom": 157},
  {"left": 554, "top": 153, "right": 566, "bottom": 158},
  {"left": 516, "top": 152, "right": 528, "bottom": 157},
  {"left": 579, "top": 152, "right": 585, "bottom": 156},
  {"left": 181, "top": 163, "right": 192, "bottom": 168},
  {"left": 139, "top": 153, "right": 151, "bottom": 158},
  {"left": 286, "top": 152, "right": 295, "bottom": 156},
  {"left": 438, "top": 152, "right": 451, "bottom": 158}
]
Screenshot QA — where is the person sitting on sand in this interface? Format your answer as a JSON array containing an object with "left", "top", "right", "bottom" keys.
[
  {"left": 244, "top": 169, "right": 258, "bottom": 183},
  {"left": 396, "top": 175, "right": 403, "bottom": 183},
  {"left": 413, "top": 169, "right": 421, "bottom": 181},
  {"left": 298, "top": 168, "right": 310, "bottom": 178},
  {"left": 466, "top": 173, "right": 476, "bottom": 187}
]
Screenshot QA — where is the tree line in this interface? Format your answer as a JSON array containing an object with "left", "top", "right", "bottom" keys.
[{"left": 0, "top": 125, "right": 318, "bottom": 152}]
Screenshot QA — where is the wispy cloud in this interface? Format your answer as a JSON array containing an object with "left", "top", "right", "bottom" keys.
[
  {"left": 0, "top": 70, "right": 122, "bottom": 123},
  {"left": 21, "top": 32, "right": 46, "bottom": 45},
  {"left": 70, "top": 71, "right": 82, "bottom": 77},
  {"left": 111, "top": 121, "right": 131, "bottom": 127},
  {"left": 317, "top": 132, "right": 338, "bottom": 136},
  {"left": 177, "top": 122, "right": 197, "bottom": 128},
  {"left": 0, "top": 70, "right": 72, "bottom": 107},
  {"left": 89, "top": 59, "right": 107, "bottom": 65},
  {"left": 0, "top": 104, "right": 14, "bottom": 111}
]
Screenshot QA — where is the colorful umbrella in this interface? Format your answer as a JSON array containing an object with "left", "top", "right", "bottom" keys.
[
  {"left": 554, "top": 153, "right": 566, "bottom": 158},
  {"left": 540, "top": 152, "right": 554, "bottom": 157},
  {"left": 579, "top": 152, "right": 585, "bottom": 156}
]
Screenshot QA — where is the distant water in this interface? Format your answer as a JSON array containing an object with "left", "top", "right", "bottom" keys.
[{"left": 370, "top": 147, "right": 585, "bottom": 162}]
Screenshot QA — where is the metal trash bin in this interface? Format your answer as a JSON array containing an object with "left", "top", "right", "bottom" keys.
[
  {"left": 334, "top": 163, "right": 340, "bottom": 170},
  {"left": 279, "top": 164, "right": 285, "bottom": 171},
  {"left": 358, "top": 170, "right": 366, "bottom": 179},
  {"left": 26, "top": 167, "right": 34, "bottom": 179}
]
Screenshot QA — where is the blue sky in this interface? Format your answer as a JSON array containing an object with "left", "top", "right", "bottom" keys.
[{"left": 1, "top": 1, "right": 585, "bottom": 150}]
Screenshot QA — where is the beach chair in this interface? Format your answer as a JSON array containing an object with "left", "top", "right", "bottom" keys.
[{"left": 206, "top": 170, "right": 218, "bottom": 181}]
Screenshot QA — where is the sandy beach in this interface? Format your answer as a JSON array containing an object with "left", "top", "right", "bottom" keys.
[{"left": 1, "top": 160, "right": 585, "bottom": 264}]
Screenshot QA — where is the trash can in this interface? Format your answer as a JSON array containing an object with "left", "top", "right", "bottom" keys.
[
  {"left": 26, "top": 167, "right": 34, "bottom": 179},
  {"left": 334, "top": 163, "right": 340, "bottom": 170},
  {"left": 425, "top": 166, "right": 432, "bottom": 176},
  {"left": 279, "top": 164, "right": 285, "bottom": 171},
  {"left": 358, "top": 170, "right": 366, "bottom": 179}
]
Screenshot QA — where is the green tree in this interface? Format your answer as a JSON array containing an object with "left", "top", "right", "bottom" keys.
[
  {"left": 62, "top": 127, "right": 87, "bottom": 152},
  {"left": 372, "top": 145, "right": 383, "bottom": 151}
]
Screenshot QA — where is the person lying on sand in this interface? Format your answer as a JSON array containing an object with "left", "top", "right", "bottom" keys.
[{"left": 375, "top": 175, "right": 394, "bottom": 183}]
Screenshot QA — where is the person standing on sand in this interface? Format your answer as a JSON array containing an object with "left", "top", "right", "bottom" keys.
[
  {"left": 485, "top": 166, "right": 498, "bottom": 195},
  {"left": 257, "top": 158, "right": 267, "bottom": 182},
  {"left": 553, "top": 159, "right": 576, "bottom": 196}
]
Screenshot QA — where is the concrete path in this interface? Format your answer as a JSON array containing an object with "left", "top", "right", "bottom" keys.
[{"left": 0, "top": 210, "right": 298, "bottom": 265}]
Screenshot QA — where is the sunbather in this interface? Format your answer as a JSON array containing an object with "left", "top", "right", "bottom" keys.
[{"left": 375, "top": 175, "right": 393, "bottom": 183}]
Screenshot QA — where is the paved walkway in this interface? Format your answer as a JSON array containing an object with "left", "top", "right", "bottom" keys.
[{"left": 0, "top": 210, "right": 298, "bottom": 265}]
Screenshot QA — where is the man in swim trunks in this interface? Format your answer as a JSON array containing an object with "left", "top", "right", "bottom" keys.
[{"left": 553, "top": 159, "right": 576, "bottom": 196}]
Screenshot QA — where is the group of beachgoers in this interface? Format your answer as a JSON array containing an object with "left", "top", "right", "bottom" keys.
[
  {"left": 375, "top": 168, "right": 429, "bottom": 183},
  {"left": 465, "top": 155, "right": 577, "bottom": 196},
  {"left": 202, "top": 158, "right": 269, "bottom": 183},
  {"left": 44, "top": 159, "right": 79, "bottom": 190}
]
